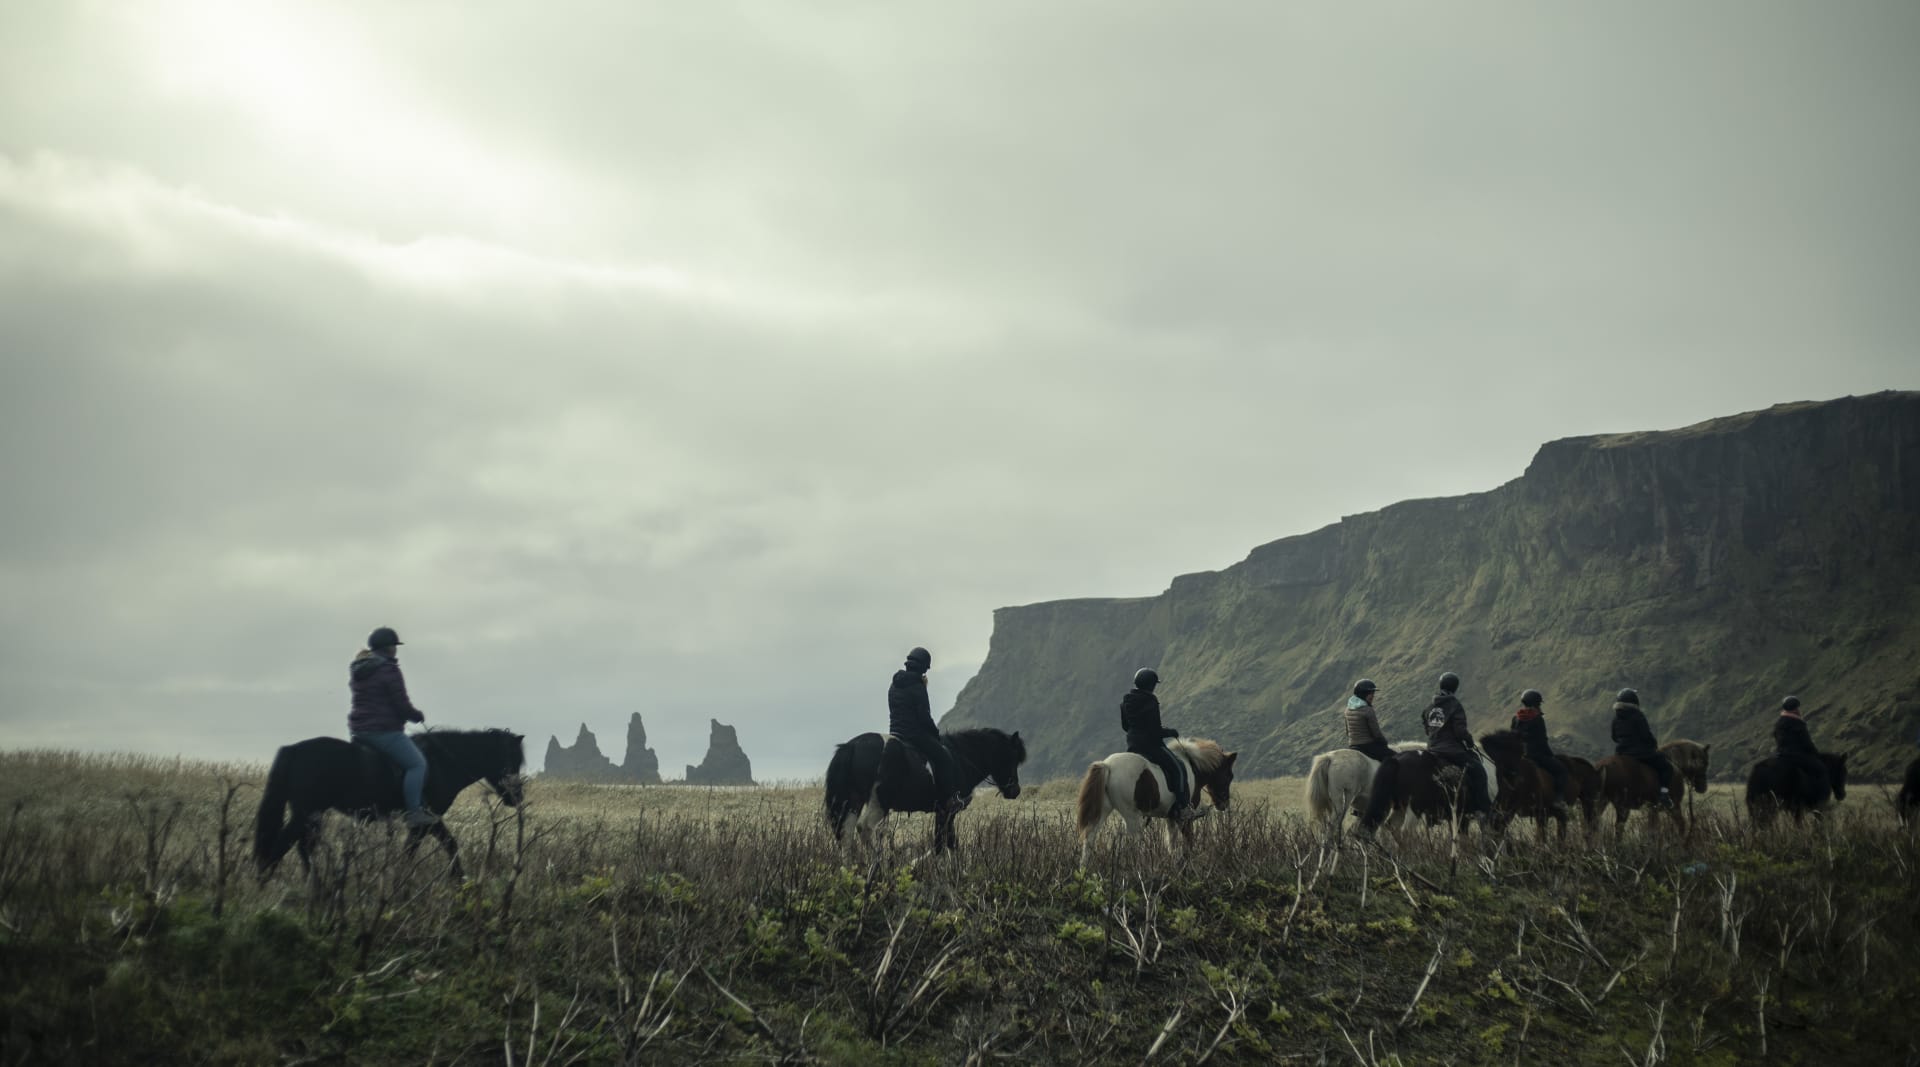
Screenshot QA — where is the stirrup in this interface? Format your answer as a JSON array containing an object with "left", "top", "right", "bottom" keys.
[{"left": 403, "top": 808, "right": 440, "bottom": 828}]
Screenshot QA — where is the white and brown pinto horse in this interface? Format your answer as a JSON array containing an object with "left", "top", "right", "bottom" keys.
[{"left": 1075, "top": 738, "right": 1237, "bottom": 863}]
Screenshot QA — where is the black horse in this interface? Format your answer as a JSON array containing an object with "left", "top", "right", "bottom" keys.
[
  {"left": 1902, "top": 756, "right": 1920, "bottom": 827},
  {"left": 254, "top": 728, "right": 526, "bottom": 877},
  {"left": 1745, "top": 751, "right": 1849, "bottom": 827},
  {"left": 825, "top": 728, "right": 1026, "bottom": 854}
]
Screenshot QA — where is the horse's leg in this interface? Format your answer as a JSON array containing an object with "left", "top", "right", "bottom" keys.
[
  {"left": 294, "top": 811, "right": 323, "bottom": 876},
  {"left": 425, "top": 821, "right": 462, "bottom": 878}
]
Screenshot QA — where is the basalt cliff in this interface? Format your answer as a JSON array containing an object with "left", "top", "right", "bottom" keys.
[{"left": 942, "top": 393, "right": 1920, "bottom": 782}]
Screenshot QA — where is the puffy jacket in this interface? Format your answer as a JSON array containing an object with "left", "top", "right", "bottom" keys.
[
  {"left": 1611, "top": 701, "right": 1660, "bottom": 758},
  {"left": 347, "top": 650, "right": 425, "bottom": 734},
  {"left": 1121, "top": 689, "right": 1176, "bottom": 746},
  {"left": 888, "top": 670, "right": 937, "bottom": 737},
  {"left": 1774, "top": 712, "right": 1818, "bottom": 758},
  {"left": 1423, "top": 693, "right": 1474, "bottom": 758},
  {"left": 1511, "top": 707, "right": 1554, "bottom": 760},
  {"left": 1344, "top": 697, "right": 1387, "bottom": 747}
]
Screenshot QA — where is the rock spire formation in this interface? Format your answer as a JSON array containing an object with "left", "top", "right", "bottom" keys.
[
  {"left": 684, "top": 719, "right": 756, "bottom": 786},
  {"left": 541, "top": 715, "right": 663, "bottom": 784},
  {"left": 941, "top": 393, "right": 1920, "bottom": 782}
]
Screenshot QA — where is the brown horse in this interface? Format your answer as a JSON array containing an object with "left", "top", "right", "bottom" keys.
[
  {"left": 1355, "top": 747, "right": 1501, "bottom": 841},
  {"left": 1479, "top": 731, "right": 1569, "bottom": 842},
  {"left": 1594, "top": 740, "right": 1711, "bottom": 840},
  {"left": 1562, "top": 755, "right": 1603, "bottom": 829}
]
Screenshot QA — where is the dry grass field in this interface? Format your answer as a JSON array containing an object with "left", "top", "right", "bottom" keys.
[{"left": 1, "top": 749, "right": 1915, "bottom": 1065}]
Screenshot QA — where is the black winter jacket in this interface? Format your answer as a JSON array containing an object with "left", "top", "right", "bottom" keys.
[
  {"left": 1511, "top": 709, "right": 1554, "bottom": 760},
  {"left": 1423, "top": 693, "right": 1474, "bottom": 758},
  {"left": 1774, "top": 713, "right": 1818, "bottom": 758},
  {"left": 1611, "top": 702, "right": 1660, "bottom": 758},
  {"left": 888, "top": 670, "right": 937, "bottom": 737},
  {"left": 1121, "top": 689, "right": 1176, "bottom": 747}
]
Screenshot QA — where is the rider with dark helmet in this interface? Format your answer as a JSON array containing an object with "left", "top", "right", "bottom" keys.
[
  {"left": 1510, "top": 689, "right": 1570, "bottom": 815},
  {"left": 1772, "top": 696, "right": 1831, "bottom": 806},
  {"left": 889, "top": 647, "right": 967, "bottom": 814},
  {"left": 348, "top": 626, "right": 437, "bottom": 828},
  {"left": 1611, "top": 688, "right": 1675, "bottom": 807},
  {"left": 1345, "top": 679, "right": 1393, "bottom": 762},
  {"left": 1122, "top": 668, "right": 1204, "bottom": 822},
  {"left": 1422, "top": 671, "right": 1493, "bottom": 821}
]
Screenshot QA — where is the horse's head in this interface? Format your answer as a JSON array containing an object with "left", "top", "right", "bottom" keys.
[
  {"left": 1824, "top": 751, "right": 1850, "bottom": 802},
  {"left": 1476, "top": 731, "right": 1526, "bottom": 775},
  {"left": 1177, "top": 739, "right": 1238, "bottom": 812},
  {"left": 483, "top": 729, "right": 527, "bottom": 807},
  {"left": 1668, "top": 740, "right": 1712, "bottom": 793},
  {"left": 950, "top": 728, "right": 1027, "bottom": 799},
  {"left": 989, "top": 730, "right": 1027, "bottom": 799}
]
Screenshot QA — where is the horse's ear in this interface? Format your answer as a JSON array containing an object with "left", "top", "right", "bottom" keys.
[
  {"left": 1012, "top": 731, "right": 1021, "bottom": 743},
  {"left": 1224, "top": 751, "right": 1238, "bottom": 765},
  {"left": 1837, "top": 751, "right": 1849, "bottom": 763}
]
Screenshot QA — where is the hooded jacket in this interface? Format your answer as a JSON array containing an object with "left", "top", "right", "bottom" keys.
[
  {"left": 888, "top": 669, "right": 938, "bottom": 737},
  {"left": 1121, "top": 688, "right": 1176, "bottom": 747},
  {"left": 347, "top": 650, "right": 425, "bottom": 734},
  {"left": 1774, "top": 711, "right": 1818, "bottom": 758},
  {"left": 1423, "top": 693, "right": 1474, "bottom": 758},
  {"left": 1344, "top": 696, "right": 1387, "bottom": 747},
  {"left": 1611, "top": 701, "right": 1660, "bottom": 758},
  {"left": 1511, "top": 707, "right": 1555, "bottom": 760}
]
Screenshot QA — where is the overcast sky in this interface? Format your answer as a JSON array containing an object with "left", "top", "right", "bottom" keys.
[{"left": 2, "top": 2, "right": 1916, "bottom": 780}]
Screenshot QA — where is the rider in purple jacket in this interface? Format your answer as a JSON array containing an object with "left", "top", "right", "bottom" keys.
[{"left": 349, "top": 626, "right": 436, "bottom": 828}]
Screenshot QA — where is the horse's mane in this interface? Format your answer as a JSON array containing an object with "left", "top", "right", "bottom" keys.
[
  {"left": 415, "top": 727, "right": 527, "bottom": 771},
  {"left": 945, "top": 727, "right": 1027, "bottom": 764},
  {"left": 1171, "top": 737, "right": 1226, "bottom": 773}
]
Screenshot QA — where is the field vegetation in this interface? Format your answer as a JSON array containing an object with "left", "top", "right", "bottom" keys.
[{"left": 1, "top": 752, "right": 1916, "bottom": 1065}]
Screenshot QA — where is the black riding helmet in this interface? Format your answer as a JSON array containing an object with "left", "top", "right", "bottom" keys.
[
  {"left": 905, "top": 647, "right": 931, "bottom": 673},
  {"left": 1520, "top": 689, "right": 1544, "bottom": 708},
  {"left": 368, "top": 626, "right": 403, "bottom": 650},
  {"left": 1353, "top": 678, "right": 1378, "bottom": 698},
  {"left": 1438, "top": 672, "right": 1460, "bottom": 693},
  {"left": 1616, "top": 688, "right": 1640, "bottom": 706},
  {"left": 1133, "top": 667, "right": 1159, "bottom": 692},
  {"left": 1781, "top": 695, "right": 1801, "bottom": 711}
]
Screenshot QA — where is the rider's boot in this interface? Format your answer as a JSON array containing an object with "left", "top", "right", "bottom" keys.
[{"left": 403, "top": 807, "right": 440, "bottom": 829}]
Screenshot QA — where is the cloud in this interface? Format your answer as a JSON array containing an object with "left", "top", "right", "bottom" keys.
[{"left": 1, "top": 2, "right": 1917, "bottom": 777}]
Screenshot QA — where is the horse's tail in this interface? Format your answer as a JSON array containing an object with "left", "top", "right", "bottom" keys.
[
  {"left": 1361, "top": 754, "right": 1400, "bottom": 828},
  {"left": 253, "top": 746, "right": 294, "bottom": 870},
  {"left": 1076, "top": 762, "right": 1109, "bottom": 834},
  {"left": 1305, "top": 753, "right": 1335, "bottom": 824},
  {"left": 824, "top": 740, "right": 865, "bottom": 840}
]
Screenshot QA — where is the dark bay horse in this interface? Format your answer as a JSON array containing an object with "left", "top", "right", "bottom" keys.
[
  {"left": 1594, "top": 740, "right": 1711, "bottom": 841},
  {"left": 255, "top": 728, "right": 526, "bottom": 877},
  {"left": 824, "top": 728, "right": 1026, "bottom": 854},
  {"left": 1562, "top": 755, "right": 1603, "bottom": 829},
  {"left": 1479, "top": 731, "right": 1569, "bottom": 842},
  {"left": 1357, "top": 746, "right": 1501, "bottom": 840},
  {"left": 1902, "top": 757, "right": 1920, "bottom": 827},
  {"left": 1746, "top": 752, "right": 1849, "bottom": 827},
  {"left": 1075, "top": 738, "right": 1238, "bottom": 863}
]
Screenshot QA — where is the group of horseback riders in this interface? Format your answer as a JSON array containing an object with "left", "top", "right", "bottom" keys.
[{"left": 1345, "top": 670, "right": 1836, "bottom": 821}]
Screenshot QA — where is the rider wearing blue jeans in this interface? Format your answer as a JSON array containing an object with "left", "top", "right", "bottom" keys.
[{"left": 349, "top": 626, "right": 436, "bottom": 828}]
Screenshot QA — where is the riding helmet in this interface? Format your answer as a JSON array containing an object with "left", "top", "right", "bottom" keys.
[
  {"left": 1353, "top": 678, "right": 1378, "bottom": 698},
  {"left": 1133, "top": 667, "right": 1160, "bottom": 692},
  {"left": 905, "top": 647, "right": 932, "bottom": 672},
  {"left": 1520, "top": 689, "right": 1543, "bottom": 708},
  {"left": 367, "top": 626, "right": 403, "bottom": 649},
  {"left": 1616, "top": 687, "right": 1640, "bottom": 706},
  {"left": 1781, "top": 695, "right": 1801, "bottom": 711},
  {"left": 1438, "top": 671, "right": 1461, "bottom": 693}
]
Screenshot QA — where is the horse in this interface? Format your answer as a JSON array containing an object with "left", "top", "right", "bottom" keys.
[
  {"left": 1593, "top": 740, "right": 1711, "bottom": 841},
  {"left": 1478, "top": 731, "right": 1573, "bottom": 843},
  {"left": 1746, "top": 752, "right": 1849, "bottom": 827},
  {"left": 1900, "top": 756, "right": 1920, "bottom": 827},
  {"left": 1076, "top": 738, "right": 1239, "bottom": 863},
  {"left": 1355, "top": 745, "right": 1501, "bottom": 841},
  {"left": 1562, "top": 755, "right": 1603, "bottom": 828},
  {"left": 1303, "top": 742, "right": 1423, "bottom": 837},
  {"left": 254, "top": 728, "right": 526, "bottom": 878},
  {"left": 824, "top": 728, "right": 1026, "bottom": 854}
]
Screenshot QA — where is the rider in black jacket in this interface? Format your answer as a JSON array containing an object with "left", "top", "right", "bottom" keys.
[
  {"left": 1772, "top": 695, "right": 1831, "bottom": 806},
  {"left": 1611, "top": 688, "right": 1675, "bottom": 807},
  {"left": 889, "top": 647, "right": 967, "bottom": 814},
  {"left": 1423, "top": 672, "right": 1492, "bottom": 820},
  {"left": 1122, "top": 668, "right": 1203, "bottom": 822},
  {"left": 1510, "top": 689, "right": 1569, "bottom": 815}
]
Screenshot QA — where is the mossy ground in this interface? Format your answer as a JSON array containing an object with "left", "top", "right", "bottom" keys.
[{"left": 1, "top": 753, "right": 1916, "bottom": 1065}]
